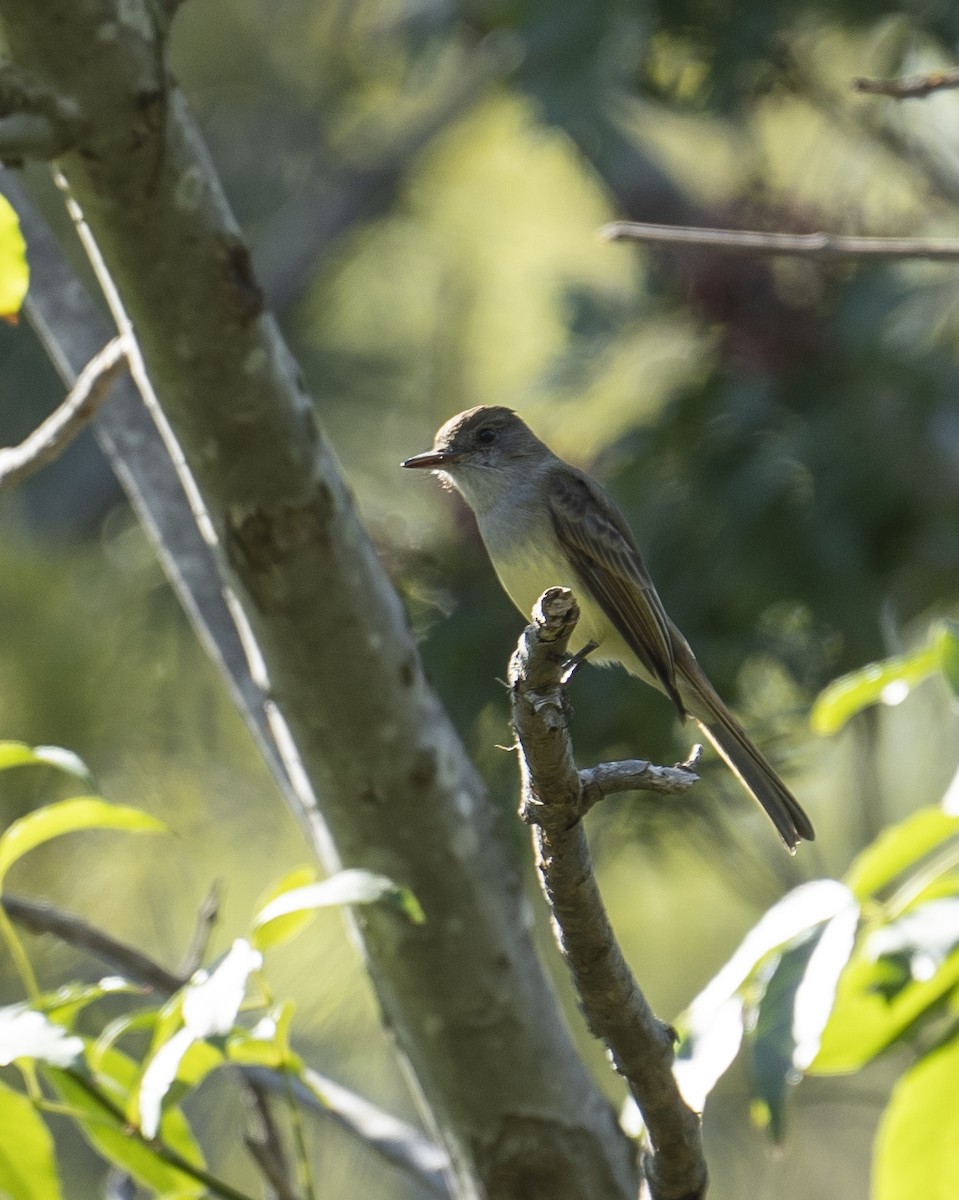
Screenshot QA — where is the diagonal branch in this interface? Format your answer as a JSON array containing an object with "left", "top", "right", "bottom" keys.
[
  {"left": 601, "top": 220, "right": 959, "bottom": 261},
  {"left": 0, "top": 334, "right": 128, "bottom": 492},
  {"left": 509, "top": 587, "right": 706, "bottom": 1200},
  {"left": 2, "top": 893, "right": 186, "bottom": 992}
]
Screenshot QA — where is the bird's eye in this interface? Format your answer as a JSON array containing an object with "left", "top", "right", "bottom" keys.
[{"left": 476, "top": 428, "right": 497, "bottom": 445}]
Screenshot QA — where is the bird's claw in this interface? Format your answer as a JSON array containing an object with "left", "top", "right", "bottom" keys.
[{"left": 560, "top": 640, "right": 599, "bottom": 684}]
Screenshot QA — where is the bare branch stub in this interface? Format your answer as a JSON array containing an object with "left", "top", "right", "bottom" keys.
[
  {"left": 853, "top": 66, "right": 959, "bottom": 100},
  {"left": 508, "top": 588, "right": 707, "bottom": 1200}
]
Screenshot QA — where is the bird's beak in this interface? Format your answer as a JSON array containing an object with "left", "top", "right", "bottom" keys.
[{"left": 401, "top": 449, "right": 454, "bottom": 469}]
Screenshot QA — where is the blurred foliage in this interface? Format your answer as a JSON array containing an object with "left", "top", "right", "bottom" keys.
[
  {"left": 654, "top": 640, "right": 959, "bottom": 1200},
  {"left": 1, "top": 0, "right": 959, "bottom": 1195}
]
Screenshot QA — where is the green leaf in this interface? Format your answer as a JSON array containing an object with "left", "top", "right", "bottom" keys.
[
  {"left": 874, "top": 1035, "right": 959, "bottom": 1200},
  {"left": 135, "top": 940, "right": 260, "bottom": 1136},
  {"left": 90, "top": 1009, "right": 162, "bottom": 1075},
  {"left": 0, "top": 742, "right": 94, "bottom": 786},
  {"left": 811, "top": 642, "right": 940, "bottom": 735},
  {"left": 812, "top": 940, "right": 959, "bottom": 1074},
  {"left": 0, "top": 194, "right": 29, "bottom": 321},
  {"left": 136, "top": 1032, "right": 224, "bottom": 1140},
  {"left": 227, "top": 999, "right": 300, "bottom": 1070},
  {"left": 0, "top": 798, "right": 167, "bottom": 886},
  {"left": 671, "top": 880, "right": 856, "bottom": 1111},
  {"left": 867, "top": 899, "right": 959, "bottom": 980},
  {"left": 936, "top": 621, "right": 959, "bottom": 698},
  {"left": 252, "top": 869, "right": 424, "bottom": 947},
  {"left": 43, "top": 978, "right": 143, "bottom": 1029},
  {"left": 844, "top": 808, "right": 959, "bottom": 901},
  {"left": 46, "top": 1051, "right": 205, "bottom": 1197},
  {"left": 748, "top": 934, "right": 821, "bottom": 1142},
  {"left": 250, "top": 864, "right": 319, "bottom": 951},
  {"left": 0, "top": 1080, "right": 62, "bottom": 1200}
]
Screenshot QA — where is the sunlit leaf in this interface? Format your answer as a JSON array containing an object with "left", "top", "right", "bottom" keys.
[
  {"left": 791, "top": 902, "right": 861, "bottom": 1070},
  {"left": 936, "top": 621, "right": 959, "bottom": 699},
  {"left": 228, "top": 999, "right": 300, "bottom": 1070},
  {"left": 250, "top": 864, "right": 319, "bottom": 950},
  {"left": 679, "top": 880, "right": 854, "bottom": 1026},
  {"left": 873, "top": 1035, "right": 959, "bottom": 1200},
  {"left": 182, "top": 939, "right": 261, "bottom": 1037},
  {"left": 670, "top": 880, "right": 855, "bottom": 1112},
  {"left": 811, "top": 641, "right": 940, "bottom": 735},
  {"left": 226, "top": 1029, "right": 285, "bottom": 1068},
  {"left": 0, "top": 1004, "right": 83, "bottom": 1067},
  {"left": 0, "top": 798, "right": 167, "bottom": 886},
  {"left": 136, "top": 1031, "right": 224, "bottom": 1138},
  {"left": 812, "top": 940, "right": 959, "bottom": 1074},
  {"left": 135, "top": 940, "right": 259, "bottom": 1136},
  {"left": 844, "top": 809, "right": 959, "bottom": 901},
  {"left": 867, "top": 899, "right": 959, "bottom": 983},
  {"left": 0, "top": 1080, "right": 62, "bottom": 1200},
  {"left": 91, "top": 1009, "right": 162, "bottom": 1075},
  {"left": 43, "top": 977, "right": 143, "bottom": 1029},
  {"left": 138, "top": 1028, "right": 196, "bottom": 1140},
  {"left": 673, "top": 996, "right": 744, "bottom": 1114},
  {"left": 0, "top": 194, "right": 29, "bottom": 321},
  {"left": 0, "top": 742, "right": 93, "bottom": 786},
  {"left": 252, "top": 869, "right": 424, "bottom": 946}
]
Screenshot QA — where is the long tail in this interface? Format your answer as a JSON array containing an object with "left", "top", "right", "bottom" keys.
[
  {"left": 673, "top": 642, "right": 815, "bottom": 853},
  {"left": 695, "top": 711, "right": 814, "bottom": 852}
]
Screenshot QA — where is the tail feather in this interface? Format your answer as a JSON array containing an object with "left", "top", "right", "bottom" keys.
[
  {"left": 695, "top": 714, "right": 815, "bottom": 853},
  {"left": 672, "top": 636, "right": 815, "bottom": 852}
]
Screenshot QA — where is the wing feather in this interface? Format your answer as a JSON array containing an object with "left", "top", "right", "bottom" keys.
[{"left": 547, "top": 467, "right": 685, "bottom": 716}]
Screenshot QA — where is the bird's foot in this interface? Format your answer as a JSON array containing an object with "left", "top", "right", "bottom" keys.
[
  {"left": 676, "top": 743, "right": 703, "bottom": 772},
  {"left": 560, "top": 640, "right": 599, "bottom": 684}
]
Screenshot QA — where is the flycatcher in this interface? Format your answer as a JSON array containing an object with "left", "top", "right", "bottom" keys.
[{"left": 402, "top": 405, "right": 814, "bottom": 852}]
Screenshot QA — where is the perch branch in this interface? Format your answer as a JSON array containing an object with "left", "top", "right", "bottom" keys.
[
  {"left": 852, "top": 67, "right": 959, "bottom": 100},
  {"left": 508, "top": 588, "right": 706, "bottom": 1200},
  {"left": 601, "top": 220, "right": 959, "bottom": 261},
  {"left": 0, "top": 334, "right": 128, "bottom": 492}
]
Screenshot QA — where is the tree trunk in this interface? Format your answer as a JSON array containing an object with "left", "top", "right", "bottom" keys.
[{"left": 0, "top": 3, "right": 639, "bottom": 1196}]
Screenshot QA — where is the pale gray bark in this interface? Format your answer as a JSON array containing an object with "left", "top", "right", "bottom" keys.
[{"left": 0, "top": 3, "right": 639, "bottom": 1196}]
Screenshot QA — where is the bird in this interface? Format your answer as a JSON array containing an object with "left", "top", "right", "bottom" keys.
[{"left": 403, "top": 405, "right": 814, "bottom": 852}]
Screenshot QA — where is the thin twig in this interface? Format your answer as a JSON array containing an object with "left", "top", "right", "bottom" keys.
[
  {"left": 178, "top": 880, "right": 223, "bottom": 977},
  {"left": 852, "top": 67, "right": 959, "bottom": 100},
  {"left": 0, "top": 334, "right": 128, "bottom": 492},
  {"left": 508, "top": 588, "right": 707, "bottom": 1200},
  {"left": 601, "top": 220, "right": 959, "bottom": 261},
  {"left": 244, "top": 1080, "right": 299, "bottom": 1200}
]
